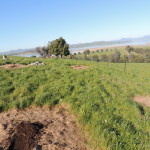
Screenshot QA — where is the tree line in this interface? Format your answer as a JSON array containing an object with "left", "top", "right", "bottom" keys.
[
  {"left": 35, "top": 38, "right": 150, "bottom": 63},
  {"left": 68, "top": 46, "right": 150, "bottom": 63}
]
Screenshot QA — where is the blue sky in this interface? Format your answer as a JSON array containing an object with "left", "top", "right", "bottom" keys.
[{"left": 0, "top": 0, "right": 150, "bottom": 51}]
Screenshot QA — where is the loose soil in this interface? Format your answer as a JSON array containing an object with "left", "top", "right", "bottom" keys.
[
  {"left": 133, "top": 96, "right": 150, "bottom": 107},
  {"left": 0, "top": 64, "right": 28, "bottom": 69},
  {"left": 8, "top": 122, "right": 44, "bottom": 150},
  {"left": 71, "top": 65, "right": 89, "bottom": 69},
  {"left": 0, "top": 104, "right": 89, "bottom": 150}
]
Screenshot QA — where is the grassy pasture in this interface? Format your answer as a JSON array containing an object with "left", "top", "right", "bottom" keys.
[{"left": 0, "top": 56, "right": 150, "bottom": 150}]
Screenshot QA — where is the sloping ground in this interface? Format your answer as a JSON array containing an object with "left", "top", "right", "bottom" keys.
[
  {"left": 0, "top": 105, "right": 89, "bottom": 150},
  {"left": 133, "top": 96, "right": 150, "bottom": 107}
]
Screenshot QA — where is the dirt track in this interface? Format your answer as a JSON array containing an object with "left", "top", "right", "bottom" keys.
[{"left": 0, "top": 104, "right": 89, "bottom": 150}]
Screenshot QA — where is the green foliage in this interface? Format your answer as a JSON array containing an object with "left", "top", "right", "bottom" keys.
[
  {"left": 113, "top": 51, "right": 121, "bottom": 63},
  {"left": 100, "top": 54, "right": 108, "bottom": 62},
  {"left": 35, "top": 46, "right": 51, "bottom": 58},
  {"left": 144, "top": 53, "right": 150, "bottom": 62},
  {"left": 91, "top": 55, "right": 99, "bottom": 62},
  {"left": 125, "top": 45, "right": 134, "bottom": 53},
  {"left": 50, "top": 37, "right": 70, "bottom": 57},
  {"left": 75, "top": 46, "right": 150, "bottom": 63},
  {"left": 83, "top": 49, "right": 90, "bottom": 56},
  {"left": 0, "top": 56, "right": 150, "bottom": 150}
]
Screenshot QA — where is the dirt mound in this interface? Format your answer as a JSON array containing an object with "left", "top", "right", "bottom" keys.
[
  {"left": 8, "top": 122, "right": 43, "bottom": 150},
  {"left": 0, "top": 105, "right": 89, "bottom": 150},
  {"left": 0, "top": 64, "right": 28, "bottom": 69},
  {"left": 71, "top": 65, "right": 89, "bottom": 69},
  {"left": 133, "top": 96, "right": 150, "bottom": 107}
]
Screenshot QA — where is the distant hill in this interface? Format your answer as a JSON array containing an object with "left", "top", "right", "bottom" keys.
[
  {"left": 0, "top": 48, "right": 35, "bottom": 55},
  {"left": 1, "top": 35, "right": 150, "bottom": 55},
  {"left": 120, "top": 35, "right": 150, "bottom": 42},
  {"left": 69, "top": 41, "right": 130, "bottom": 49},
  {"left": 70, "top": 35, "right": 150, "bottom": 49}
]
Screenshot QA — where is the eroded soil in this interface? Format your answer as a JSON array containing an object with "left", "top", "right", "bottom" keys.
[
  {"left": 133, "top": 96, "right": 150, "bottom": 107},
  {"left": 0, "top": 64, "right": 28, "bottom": 69},
  {"left": 71, "top": 65, "right": 89, "bottom": 69},
  {"left": 0, "top": 104, "right": 89, "bottom": 150}
]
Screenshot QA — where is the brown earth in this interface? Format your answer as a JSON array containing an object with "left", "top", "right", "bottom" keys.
[
  {"left": 133, "top": 96, "right": 150, "bottom": 107},
  {"left": 8, "top": 122, "right": 44, "bottom": 150},
  {"left": 71, "top": 65, "right": 89, "bottom": 69},
  {"left": 0, "top": 64, "right": 29, "bottom": 69},
  {"left": 0, "top": 104, "right": 89, "bottom": 150}
]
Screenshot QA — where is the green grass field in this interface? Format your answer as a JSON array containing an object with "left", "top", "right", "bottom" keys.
[{"left": 0, "top": 56, "right": 150, "bottom": 150}]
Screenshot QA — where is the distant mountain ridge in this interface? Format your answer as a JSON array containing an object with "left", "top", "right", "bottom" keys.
[
  {"left": 69, "top": 41, "right": 130, "bottom": 49},
  {"left": 0, "top": 35, "right": 150, "bottom": 55},
  {"left": 119, "top": 35, "right": 150, "bottom": 42},
  {"left": 0, "top": 48, "right": 35, "bottom": 55}
]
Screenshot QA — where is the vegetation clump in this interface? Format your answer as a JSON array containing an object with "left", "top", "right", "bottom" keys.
[{"left": 36, "top": 37, "right": 70, "bottom": 58}]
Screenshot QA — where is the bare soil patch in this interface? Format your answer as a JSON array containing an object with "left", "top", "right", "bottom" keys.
[
  {"left": 133, "top": 96, "right": 150, "bottom": 107},
  {"left": 71, "top": 65, "right": 89, "bottom": 69},
  {"left": 0, "top": 105, "right": 89, "bottom": 150},
  {"left": 0, "top": 64, "right": 28, "bottom": 69},
  {"left": 8, "top": 122, "right": 44, "bottom": 150}
]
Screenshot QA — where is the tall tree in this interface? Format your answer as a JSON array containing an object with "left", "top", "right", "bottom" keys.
[
  {"left": 125, "top": 45, "right": 134, "bottom": 53},
  {"left": 108, "top": 54, "right": 114, "bottom": 62},
  {"left": 91, "top": 55, "right": 99, "bottom": 62},
  {"left": 35, "top": 46, "right": 51, "bottom": 57},
  {"left": 49, "top": 37, "right": 70, "bottom": 57},
  {"left": 83, "top": 49, "right": 90, "bottom": 56},
  {"left": 113, "top": 51, "right": 121, "bottom": 62},
  {"left": 100, "top": 54, "right": 107, "bottom": 62},
  {"left": 144, "top": 53, "right": 150, "bottom": 62}
]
